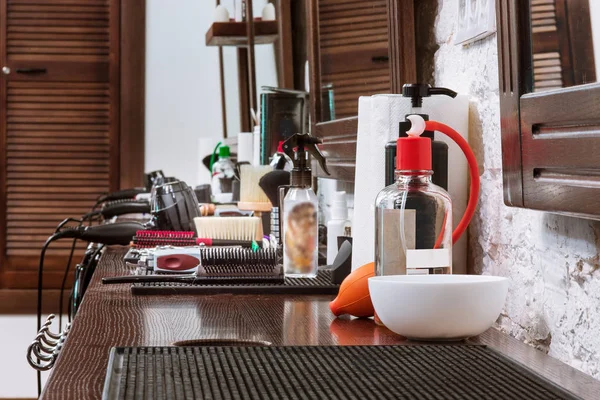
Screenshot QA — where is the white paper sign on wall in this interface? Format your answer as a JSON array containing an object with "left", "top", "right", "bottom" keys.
[{"left": 455, "top": 0, "right": 497, "bottom": 45}]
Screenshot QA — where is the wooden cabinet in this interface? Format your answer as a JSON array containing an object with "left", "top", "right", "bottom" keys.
[{"left": 0, "top": 0, "right": 144, "bottom": 289}]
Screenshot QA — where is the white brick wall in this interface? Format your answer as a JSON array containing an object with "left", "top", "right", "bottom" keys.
[{"left": 434, "top": 0, "right": 600, "bottom": 379}]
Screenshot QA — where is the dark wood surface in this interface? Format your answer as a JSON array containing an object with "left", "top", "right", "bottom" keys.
[{"left": 40, "top": 247, "right": 600, "bottom": 399}]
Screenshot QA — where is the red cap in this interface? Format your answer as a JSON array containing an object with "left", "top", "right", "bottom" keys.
[
  {"left": 277, "top": 141, "right": 284, "bottom": 153},
  {"left": 396, "top": 136, "right": 432, "bottom": 170}
]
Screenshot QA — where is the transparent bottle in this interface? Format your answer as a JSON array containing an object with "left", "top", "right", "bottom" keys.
[
  {"left": 374, "top": 125, "right": 453, "bottom": 277},
  {"left": 283, "top": 187, "right": 319, "bottom": 278},
  {"left": 211, "top": 145, "right": 235, "bottom": 203},
  {"left": 281, "top": 133, "right": 330, "bottom": 278}
]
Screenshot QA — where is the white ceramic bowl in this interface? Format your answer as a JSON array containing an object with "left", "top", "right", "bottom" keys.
[{"left": 368, "top": 275, "right": 509, "bottom": 341}]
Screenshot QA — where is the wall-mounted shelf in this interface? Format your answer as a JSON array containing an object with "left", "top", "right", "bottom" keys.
[{"left": 205, "top": 21, "right": 278, "bottom": 47}]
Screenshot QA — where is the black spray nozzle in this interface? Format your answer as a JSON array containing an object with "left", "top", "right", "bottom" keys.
[
  {"left": 281, "top": 133, "right": 330, "bottom": 176},
  {"left": 402, "top": 84, "right": 457, "bottom": 108}
]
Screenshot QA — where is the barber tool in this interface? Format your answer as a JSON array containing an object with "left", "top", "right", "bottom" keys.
[
  {"left": 90, "top": 198, "right": 151, "bottom": 219},
  {"left": 155, "top": 246, "right": 201, "bottom": 272},
  {"left": 258, "top": 170, "right": 291, "bottom": 244},
  {"left": 103, "top": 248, "right": 282, "bottom": 284},
  {"left": 280, "top": 133, "right": 329, "bottom": 277},
  {"left": 133, "top": 230, "right": 196, "bottom": 247},
  {"left": 54, "top": 221, "right": 146, "bottom": 245},
  {"left": 151, "top": 180, "right": 200, "bottom": 232},
  {"left": 194, "top": 216, "right": 263, "bottom": 242},
  {"left": 237, "top": 164, "right": 272, "bottom": 212},
  {"left": 95, "top": 187, "right": 148, "bottom": 205},
  {"left": 132, "top": 230, "right": 258, "bottom": 249}
]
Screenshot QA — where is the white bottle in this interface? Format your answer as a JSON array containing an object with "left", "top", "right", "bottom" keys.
[{"left": 327, "top": 191, "right": 349, "bottom": 264}]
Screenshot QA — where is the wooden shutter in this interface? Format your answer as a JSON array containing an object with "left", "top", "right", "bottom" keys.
[
  {"left": 530, "top": 0, "right": 596, "bottom": 91},
  {"left": 319, "top": 0, "right": 389, "bottom": 118},
  {"left": 0, "top": 0, "right": 120, "bottom": 289}
]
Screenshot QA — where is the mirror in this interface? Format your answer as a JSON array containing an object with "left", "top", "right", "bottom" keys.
[
  {"left": 497, "top": 0, "right": 600, "bottom": 217},
  {"left": 316, "top": 0, "right": 390, "bottom": 121},
  {"left": 217, "top": 0, "right": 280, "bottom": 138},
  {"left": 308, "top": 0, "right": 417, "bottom": 181},
  {"left": 529, "top": 0, "right": 597, "bottom": 92},
  {"left": 222, "top": 45, "right": 279, "bottom": 137}
]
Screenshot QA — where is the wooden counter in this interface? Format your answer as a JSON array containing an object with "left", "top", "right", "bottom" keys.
[{"left": 41, "top": 247, "right": 600, "bottom": 399}]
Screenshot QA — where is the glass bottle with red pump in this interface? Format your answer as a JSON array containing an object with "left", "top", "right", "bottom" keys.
[{"left": 375, "top": 115, "right": 480, "bottom": 277}]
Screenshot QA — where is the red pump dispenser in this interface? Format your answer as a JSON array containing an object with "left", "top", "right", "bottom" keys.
[{"left": 396, "top": 135, "right": 432, "bottom": 171}]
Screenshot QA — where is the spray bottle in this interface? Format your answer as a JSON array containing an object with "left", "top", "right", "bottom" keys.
[{"left": 280, "top": 133, "right": 329, "bottom": 277}]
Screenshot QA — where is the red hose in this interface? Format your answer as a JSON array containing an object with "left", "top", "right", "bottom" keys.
[{"left": 425, "top": 121, "right": 480, "bottom": 244}]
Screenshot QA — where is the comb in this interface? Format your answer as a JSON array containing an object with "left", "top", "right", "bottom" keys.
[
  {"left": 133, "top": 230, "right": 195, "bottom": 248},
  {"left": 198, "top": 247, "right": 281, "bottom": 278}
]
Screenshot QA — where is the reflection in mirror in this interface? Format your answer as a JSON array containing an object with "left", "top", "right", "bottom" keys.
[
  {"left": 222, "top": 45, "right": 278, "bottom": 137},
  {"left": 317, "top": 0, "right": 390, "bottom": 120},
  {"left": 529, "top": 0, "right": 597, "bottom": 92},
  {"left": 217, "top": 0, "right": 279, "bottom": 138}
]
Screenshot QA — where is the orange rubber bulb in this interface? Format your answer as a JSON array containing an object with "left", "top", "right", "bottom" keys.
[{"left": 329, "top": 262, "right": 375, "bottom": 318}]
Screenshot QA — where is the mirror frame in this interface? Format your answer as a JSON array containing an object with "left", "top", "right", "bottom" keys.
[
  {"left": 497, "top": 0, "right": 600, "bottom": 218},
  {"left": 307, "top": 0, "right": 418, "bottom": 181}
]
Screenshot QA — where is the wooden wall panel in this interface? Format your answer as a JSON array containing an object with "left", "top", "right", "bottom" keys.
[{"left": 0, "top": 0, "right": 120, "bottom": 288}]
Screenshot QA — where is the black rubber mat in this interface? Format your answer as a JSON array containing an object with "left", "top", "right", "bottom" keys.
[
  {"left": 103, "top": 345, "right": 579, "bottom": 400},
  {"left": 130, "top": 269, "right": 339, "bottom": 295}
]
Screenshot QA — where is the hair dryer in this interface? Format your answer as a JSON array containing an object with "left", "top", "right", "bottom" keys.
[{"left": 55, "top": 221, "right": 146, "bottom": 245}]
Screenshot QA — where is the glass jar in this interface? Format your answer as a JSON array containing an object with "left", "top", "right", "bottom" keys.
[{"left": 374, "top": 169, "right": 452, "bottom": 277}]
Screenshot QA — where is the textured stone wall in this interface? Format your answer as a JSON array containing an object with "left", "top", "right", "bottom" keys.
[{"left": 433, "top": 0, "right": 600, "bottom": 378}]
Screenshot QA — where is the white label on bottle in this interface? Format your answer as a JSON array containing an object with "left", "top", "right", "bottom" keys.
[{"left": 406, "top": 249, "right": 450, "bottom": 269}]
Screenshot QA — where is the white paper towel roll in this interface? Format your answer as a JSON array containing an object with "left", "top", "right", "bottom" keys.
[
  {"left": 351, "top": 94, "right": 469, "bottom": 274},
  {"left": 237, "top": 132, "right": 254, "bottom": 163},
  {"left": 424, "top": 95, "right": 469, "bottom": 274},
  {"left": 352, "top": 95, "right": 411, "bottom": 270}
]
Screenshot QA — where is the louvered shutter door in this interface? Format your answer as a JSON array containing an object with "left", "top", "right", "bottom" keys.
[
  {"left": 0, "top": 0, "right": 119, "bottom": 288},
  {"left": 319, "top": 0, "right": 389, "bottom": 118},
  {"left": 530, "top": 0, "right": 596, "bottom": 91}
]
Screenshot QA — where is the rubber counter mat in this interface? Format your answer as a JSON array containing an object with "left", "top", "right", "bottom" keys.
[
  {"left": 130, "top": 269, "right": 339, "bottom": 295},
  {"left": 103, "top": 345, "right": 579, "bottom": 400}
]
